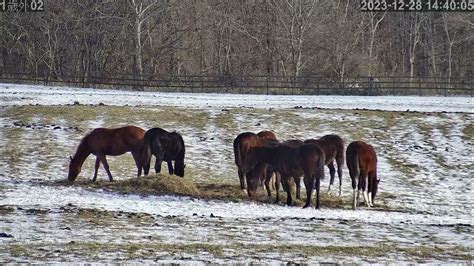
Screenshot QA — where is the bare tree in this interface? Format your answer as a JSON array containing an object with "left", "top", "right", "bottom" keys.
[
  {"left": 365, "top": 11, "right": 387, "bottom": 76},
  {"left": 267, "top": 0, "right": 319, "bottom": 77}
]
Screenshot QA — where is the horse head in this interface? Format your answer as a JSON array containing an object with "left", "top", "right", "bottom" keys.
[
  {"left": 174, "top": 160, "right": 185, "bottom": 177},
  {"left": 67, "top": 155, "right": 80, "bottom": 181},
  {"left": 371, "top": 178, "right": 380, "bottom": 204},
  {"left": 246, "top": 174, "right": 259, "bottom": 198},
  {"left": 241, "top": 149, "right": 260, "bottom": 173}
]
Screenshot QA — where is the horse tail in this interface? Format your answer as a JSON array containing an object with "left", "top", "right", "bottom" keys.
[
  {"left": 142, "top": 130, "right": 154, "bottom": 169},
  {"left": 233, "top": 137, "right": 242, "bottom": 168},
  {"left": 317, "top": 149, "right": 326, "bottom": 180},
  {"left": 346, "top": 144, "right": 360, "bottom": 189}
]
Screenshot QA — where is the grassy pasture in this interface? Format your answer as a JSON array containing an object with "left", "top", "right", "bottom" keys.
[{"left": 1, "top": 104, "right": 472, "bottom": 263}]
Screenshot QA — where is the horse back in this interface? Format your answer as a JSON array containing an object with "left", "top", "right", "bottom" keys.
[
  {"left": 256, "top": 130, "right": 277, "bottom": 141},
  {"left": 282, "top": 139, "right": 304, "bottom": 148},
  {"left": 305, "top": 134, "right": 344, "bottom": 164},
  {"left": 298, "top": 144, "right": 325, "bottom": 176},
  {"left": 86, "top": 126, "right": 145, "bottom": 155},
  {"left": 346, "top": 141, "right": 377, "bottom": 174}
]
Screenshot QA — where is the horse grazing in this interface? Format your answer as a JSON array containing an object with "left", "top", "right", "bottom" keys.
[
  {"left": 142, "top": 127, "right": 186, "bottom": 177},
  {"left": 346, "top": 141, "right": 379, "bottom": 209},
  {"left": 246, "top": 139, "right": 305, "bottom": 202},
  {"left": 68, "top": 126, "right": 146, "bottom": 182},
  {"left": 304, "top": 134, "right": 345, "bottom": 195},
  {"left": 243, "top": 143, "right": 325, "bottom": 209},
  {"left": 233, "top": 131, "right": 278, "bottom": 191}
]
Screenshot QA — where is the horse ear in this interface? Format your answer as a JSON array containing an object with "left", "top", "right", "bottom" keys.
[
  {"left": 183, "top": 164, "right": 186, "bottom": 169},
  {"left": 69, "top": 156, "right": 73, "bottom": 161}
]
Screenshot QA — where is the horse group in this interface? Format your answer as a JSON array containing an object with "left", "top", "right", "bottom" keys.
[
  {"left": 67, "top": 126, "right": 378, "bottom": 210},
  {"left": 67, "top": 126, "right": 185, "bottom": 182},
  {"left": 234, "top": 131, "right": 378, "bottom": 210}
]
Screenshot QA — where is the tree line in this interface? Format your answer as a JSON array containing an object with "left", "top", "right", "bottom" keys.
[{"left": 0, "top": 0, "right": 472, "bottom": 82}]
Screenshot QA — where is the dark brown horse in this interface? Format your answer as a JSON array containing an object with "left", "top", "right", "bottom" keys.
[
  {"left": 304, "top": 134, "right": 345, "bottom": 196},
  {"left": 243, "top": 144, "right": 325, "bottom": 209},
  {"left": 246, "top": 139, "right": 306, "bottom": 202},
  {"left": 233, "top": 131, "right": 278, "bottom": 191},
  {"left": 346, "top": 141, "right": 379, "bottom": 209},
  {"left": 68, "top": 126, "right": 146, "bottom": 182},
  {"left": 142, "top": 127, "right": 186, "bottom": 177}
]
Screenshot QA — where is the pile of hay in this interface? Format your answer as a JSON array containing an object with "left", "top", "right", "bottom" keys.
[{"left": 75, "top": 174, "right": 200, "bottom": 197}]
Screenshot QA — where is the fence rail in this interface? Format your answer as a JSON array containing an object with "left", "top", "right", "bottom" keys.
[{"left": 0, "top": 68, "right": 472, "bottom": 96}]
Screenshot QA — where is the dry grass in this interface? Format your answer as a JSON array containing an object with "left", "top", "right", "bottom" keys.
[
  {"left": 55, "top": 174, "right": 401, "bottom": 212},
  {"left": 57, "top": 174, "right": 200, "bottom": 197}
]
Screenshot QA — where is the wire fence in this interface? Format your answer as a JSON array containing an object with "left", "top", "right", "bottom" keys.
[{"left": 0, "top": 68, "right": 472, "bottom": 96}]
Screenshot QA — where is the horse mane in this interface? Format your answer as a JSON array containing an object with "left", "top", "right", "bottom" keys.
[
  {"left": 72, "top": 130, "right": 93, "bottom": 160},
  {"left": 170, "top": 131, "right": 185, "bottom": 159}
]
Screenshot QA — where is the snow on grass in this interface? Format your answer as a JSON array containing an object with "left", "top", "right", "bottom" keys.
[
  {"left": 0, "top": 84, "right": 472, "bottom": 262},
  {"left": 1, "top": 83, "right": 472, "bottom": 112}
]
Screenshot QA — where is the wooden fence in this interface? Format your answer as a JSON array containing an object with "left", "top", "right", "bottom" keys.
[{"left": 0, "top": 68, "right": 471, "bottom": 96}]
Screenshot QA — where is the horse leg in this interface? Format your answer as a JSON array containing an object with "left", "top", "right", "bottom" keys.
[
  {"left": 264, "top": 171, "right": 272, "bottom": 197},
  {"left": 337, "top": 161, "right": 343, "bottom": 196},
  {"left": 131, "top": 151, "right": 142, "bottom": 177},
  {"left": 144, "top": 156, "right": 151, "bottom": 176},
  {"left": 274, "top": 172, "right": 281, "bottom": 203},
  {"left": 238, "top": 168, "right": 246, "bottom": 191},
  {"left": 351, "top": 173, "right": 358, "bottom": 210},
  {"left": 315, "top": 173, "right": 321, "bottom": 209},
  {"left": 92, "top": 157, "right": 100, "bottom": 182},
  {"left": 98, "top": 155, "right": 114, "bottom": 182},
  {"left": 327, "top": 162, "right": 336, "bottom": 194},
  {"left": 167, "top": 161, "right": 174, "bottom": 175},
  {"left": 155, "top": 158, "right": 162, "bottom": 174},
  {"left": 303, "top": 174, "right": 314, "bottom": 208},
  {"left": 361, "top": 172, "right": 371, "bottom": 208},
  {"left": 294, "top": 176, "right": 301, "bottom": 200},
  {"left": 367, "top": 175, "right": 374, "bottom": 207},
  {"left": 282, "top": 176, "right": 293, "bottom": 206}
]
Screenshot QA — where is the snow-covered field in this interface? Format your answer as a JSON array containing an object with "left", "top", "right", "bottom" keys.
[
  {"left": 0, "top": 83, "right": 472, "bottom": 263},
  {"left": 1, "top": 83, "right": 472, "bottom": 112}
]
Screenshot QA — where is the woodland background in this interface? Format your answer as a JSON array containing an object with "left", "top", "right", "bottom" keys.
[{"left": 0, "top": 0, "right": 472, "bottom": 82}]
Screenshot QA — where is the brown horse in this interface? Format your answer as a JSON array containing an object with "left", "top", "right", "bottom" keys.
[
  {"left": 304, "top": 134, "right": 345, "bottom": 196},
  {"left": 233, "top": 131, "right": 278, "bottom": 191},
  {"left": 243, "top": 143, "right": 325, "bottom": 209},
  {"left": 68, "top": 126, "right": 146, "bottom": 182},
  {"left": 346, "top": 141, "right": 379, "bottom": 209}
]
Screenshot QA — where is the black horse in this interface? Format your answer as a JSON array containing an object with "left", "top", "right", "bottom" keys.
[{"left": 143, "top": 127, "right": 186, "bottom": 177}]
